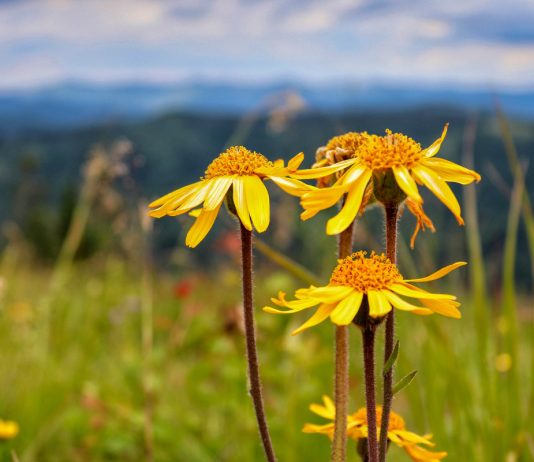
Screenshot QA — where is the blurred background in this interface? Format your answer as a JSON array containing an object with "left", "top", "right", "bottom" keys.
[{"left": 0, "top": 1, "right": 533, "bottom": 461}]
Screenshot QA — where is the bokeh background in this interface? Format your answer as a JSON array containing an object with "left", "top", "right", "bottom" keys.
[{"left": 0, "top": 1, "right": 533, "bottom": 461}]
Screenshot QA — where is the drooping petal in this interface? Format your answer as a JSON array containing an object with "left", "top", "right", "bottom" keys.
[
  {"left": 420, "top": 157, "right": 481, "bottom": 184},
  {"left": 309, "top": 396, "right": 336, "bottom": 420},
  {"left": 326, "top": 170, "right": 372, "bottom": 235},
  {"left": 412, "top": 165, "right": 464, "bottom": 224},
  {"left": 367, "top": 290, "right": 392, "bottom": 317},
  {"left": 185, "top": 202, "right": 222, "bottom": 248},
  {"left": 301, "top": 185, "right": 347, "bottom": 210},
  {"left": 292, "top": 303, "right": 336, "bottom": 335},
  {"left": 302, "top": 285, "right": 354, "bottom": 303},
  {"left": 148, "top": 182, "right": 199, "bottom": 209},
  {"left": 244, "top": 175, "right": 270, "bottom": 232},
  {"left": 263, "top": 291, "right": 319, "bottom": 313},
  {"left": 389, "top": 283, "right": 456, "bottom": 300},
  {"left": 393, "top": 166, "right": 422, "bottom": 203},
  {"left": 404, "top": 443, "right": 448, "bottom": 461},
  {"left": 420, "top": 298, "right": 462, "bottom": 318},
  {"left": 269, "top": 176, "right": 316, "bottom": 197},
  {"left": 421, "top": 123, "right": 448, "bottom": 158},
  {"left": 330, "top": 291, "right": 364, "bottom": 325},
  {"left": 383, "top": 290, "right": 433, "bottom": 315},
  {"left": 290, "top": 158, "right": 357, "bottom": 179},
  {"left": 175, "top": 179, "right": 213, "bottom": 213},
  {"left": 340, "top": 163, "right": 367, "bottom": 186},
  {"left": 149, "top": 182, "right": 203, "bottom": 217},
  {"left": 395, "top": 430, "right": 435, "bottom": 446},
  {"left": 404, "top": 261, "right": 467, "bottom": 283},
  {"left": 203, "top": 176, "right": 234, "bottom": 210},
  {"left": 301, "top": 208, "right": 321, "bottom": 220},
  {"left": 302, "top": 422, "right": 335, "bottom": 436},
  {"left": 233, "top": 177, "right": 252, "bottom": 230}
]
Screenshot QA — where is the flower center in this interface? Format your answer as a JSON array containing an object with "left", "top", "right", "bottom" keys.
[
  {"left": 356, "top": 130, "right": 422, "bottom": 170},
  {"left": 325, "top": 132, "right": 368, "bottom": 157},
  {"left": 204, "top": 146, "right": 272, "bottom": 179},
  {"left": 354, "top": 406, "right": 406, "bottom": 431},
  {"left": 329, "top": 251, "right": 402, "bottom": 292}
]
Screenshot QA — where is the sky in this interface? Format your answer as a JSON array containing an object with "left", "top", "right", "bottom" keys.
[{"left": 0, "top": 0, "right": 533, "bottom": 90}]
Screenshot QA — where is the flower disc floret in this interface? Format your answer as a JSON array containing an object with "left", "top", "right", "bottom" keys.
[
  {"left": 354, "top": 407, "right": 405, "bottom": 432},
  {"left": 204, "top": 146, "right": 272, "bottom": 179},
  {"left": 357, "top": 130, "right": 422, "bottom": 170},
  {"left": 325, "top": 132, "right": 368, "bottom": 157},
  {"left": 330, "top": 251, "right": 402, "bottom": 292}
]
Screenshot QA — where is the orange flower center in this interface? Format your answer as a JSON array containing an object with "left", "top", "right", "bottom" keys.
[
  {"left": 357, "top": 130, "right": 422, "bottom": 170},
  {"left": 325, "top": 132, "right": 368, "bottom": 156},
  {"left": 354, "top": 406, "right": 406, "bottom": 432},
  {"left": 204, "top": 146, "right": 272, "bottom": 179},
  {"left": 329, "top": 251, "right": 402, "bottom": 292}
]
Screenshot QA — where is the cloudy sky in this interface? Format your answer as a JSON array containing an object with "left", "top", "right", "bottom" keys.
[{"left": 1, "top": 0, "right": 533, "bottom": 90}]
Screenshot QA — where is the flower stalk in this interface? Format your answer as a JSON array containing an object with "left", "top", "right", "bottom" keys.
[
  {"left": 332, "top": 222, "right": 355, "bottom": 462},
  {"left": 379, "top": 204, "right": 399, "bottom": 462},
  {"left": 362, "top": 323, "right": 379, "bottom": 462},
  {"left": 240, "top": 224, "right": 277, "bottom": 462}
]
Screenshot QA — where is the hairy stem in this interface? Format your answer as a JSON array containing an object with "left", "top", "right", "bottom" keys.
[
  {"left": 379, "top": 204, "right": 399, "bottom": 462},
  {"left": 331, "top": 222, "right": 355, "bottom": 462},
  {"left": 363, "top": 326, "right": 379, "bottom": 462},
  {"left": 240, "top": 224, "right": 277, "bottom": 462}
]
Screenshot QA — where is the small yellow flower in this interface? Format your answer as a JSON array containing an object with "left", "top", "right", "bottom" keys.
[
  {"left": 0, "top": 419, "right": 19, "bottom": 440},
  {"left": 303, "top": 396, "right": 447, "bottom": 462},
  {"left": 263, "top": 251, "right": 464, "bottom": 335},
  {"left": 148, "top": 146, "right": 313, "bottom": 247},
  {"left": 292, "top": 125, "right": 481, "bottom": 235}
]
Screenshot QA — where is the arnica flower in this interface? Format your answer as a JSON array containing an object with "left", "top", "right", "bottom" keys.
[
  {"left": 148, "top": 146, "right": 313, "bottom": 247},
  {"left": 263, "top": 251, "right": 464, "bottom": 335},
  {"left": 303, "top": 396, "right": 447, "bottom": 462},
  {"left": 292, "top": 125, "right": 481, "bottom": 236},
  {"left": 0, "top": 419, "right": 19, "bottom": 440}
]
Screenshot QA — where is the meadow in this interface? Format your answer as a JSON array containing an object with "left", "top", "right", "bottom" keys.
[{"left": 0, "top": 108, "right": 533, "bottom": 461}]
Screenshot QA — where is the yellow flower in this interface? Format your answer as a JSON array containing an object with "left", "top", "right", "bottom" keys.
[
  {"left": 292, "top": 125, "right": 481, "bottom": 235},
  {"left": 303, "top": 396, "right": 447, "bottom": 462},
  {"left": 148, "top": 146, "right": 313, "bottom": 247},
  {"left": 263, "top": 251, "right": 464, "bottom": 335},
  {"left": 0, "top": 419, "right": 19, "bottom": 440}
]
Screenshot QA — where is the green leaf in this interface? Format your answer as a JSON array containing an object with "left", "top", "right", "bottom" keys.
[
  {"left": 392, "top": 370, "right": 418, "bottom": 395},
  {"left": 383, "top": 340, "right": 400, "bottom": 376}
]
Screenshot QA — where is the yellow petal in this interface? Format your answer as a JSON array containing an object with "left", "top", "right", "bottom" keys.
[
  {"left": 302, "top": 422, "right": 335, "bottom": 435},
  {"left": 244, "top": 175, "right": 270, "bottom": 232},
  {"left": 292, "top": 304, "right": 335, "bottom": 335},
  {"left": 301, "top": 185, "right": 347, "bottom": 210},
  {"left": 309, "top": 397, "right": 335, "bottom": 420},
  {"left": 405, "top": 261, "right": 467, "bottom": 283},
  {"left": 383, "top": 290, "right": 433, "bottom": 315},
  {"left": 412, "top": 165, "right": 464, "bottom": 224},
  {"left": 148, "top": 182, "right": 198, "bottom": 208},
  {"left": 389, "top": 283, "right": 456, "bottom": 300},
  {"left": 300, "top": 208, "right": 321, "bottom": 220},
  {"left": 185, "top": 202, "right": 222, "bottom": 248},
  {"left": 290, "top": 158, "right": 357, "bottom": 179},
  {"left": 204, "top": 176, "right": 234, "bottom": 210},
  {"left": 330, "top": 291, "right": 364, "bottom": 325},
  {"left": 326, "top": 170, "right": 372, "bottom": 235},
  {"left": 393, "top": 166, "right": 422, "bottom": 203},
  {"left": 288, "top": 152, "right": 305, "bottom": 170},
  {"left": 232, "top": 177, "right": 252, "bottom": 231},
  {"left": 367, "top": 290, "right": 392, "bottom": 317},
  {"left": 340, "top": 163, "right": 367, "bottom": 186},
  {"left": 304, "top": 285, "right": 354, "bottom": 303},
  {"left": 395, "top": 430, "right": 434, "bottom": 445},
  {"left": 269, "top": 176, "right": 316, "bottom": 197},
  {"left": 405, "top": 444, "right": 448, "bottom": 460},
  {"left": 421, "top": 157, "right": 481, "bottom": 184},
  {"left": 176, "top": 179, "right": 212, "bottom": 213},
  {"left": 149, "top": 183, "right": 203, "bottom": 217},
  {"left": 420, "top": 298, "right": 462, "bottom": 318},
  {"left": 188, "top": 208, "right": 201, "bottom": 218},
  {"left": 421, "top": 123, "right": 448, "bottom": 158}
]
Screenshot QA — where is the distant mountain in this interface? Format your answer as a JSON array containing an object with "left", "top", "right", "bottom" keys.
[{"left": 0, "top": 80, "right": 533, "bottom": 132}]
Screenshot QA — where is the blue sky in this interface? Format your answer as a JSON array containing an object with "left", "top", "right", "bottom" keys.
[{"left": 0, "top": 0, "right": 533, "bottom": 90}]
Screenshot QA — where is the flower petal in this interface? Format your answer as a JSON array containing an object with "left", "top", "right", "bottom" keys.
[
  {"left": 301, "top": 185, "right": 347, "bottom": 210},
  {"left": 288, "top": 152, "right": 305, "bottom": 170},
  {"left": 204, "top": 176, "right": 234, "bottom": 210},
  {"left": 309, "top": 396, "right": 336, "bottom": 420},
  {"left": 244, "top": 175, "right": 270, "bottom": 232},
  {"left": 302, "top": 285, "right": 354, "bottom": 303},
  {"left": 185, "top": 202, "right": 222, "bottom": 248},
  {"left": 148, "top": 182, "right": 198, "bottom": 209},
  {"left": 405, "top": 261, "right": 467, "bottom": 283},
  {"left": 420, "top": 157, "right": 481, "bottom": 184},
  {"left": 340, "top": 163, "right": 367, "bottom": 186},
  {"left": 421, "top": 123, "right": 448, "bottom": 158},
  {"left": 383, "top": 290, "right": 433, "bottom": 315},
  {"left": 389, "top": 283, "right": 456, "bottom": 300},
  {"left": 292, "top": 303, "right": 336, "bottom": 335},
  {"left": 176, "top": 179, "right": 213, "bottom": 213},
  {"left": 290, "top": 158, "right": 357, "bottom": 179},
  {"left": 330, "top": 291, "right": 364, "bottom": 325},
  {"left": 412, "top": 165, "right": 464, "bottom": 224},
  {"left": 393, "top": 166, "right": 422, "bottom": 203},
  {"left": 420, "top": 298, "right": 462, "bottom": 318},
  {"left": 233, "top": 177, "right": 252, "bottom": 231},
  {"left": 326, "top": 170, "right": 372, "bottom": 235},
  {"left": 269, "top": 176, "right": 316, "bottom": 197},
  {"left": 367, "top": 290, "right": 392, "bottom": 317}
]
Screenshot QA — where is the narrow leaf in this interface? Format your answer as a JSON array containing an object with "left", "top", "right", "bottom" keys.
[
  {"left": 392, "top": 370, "right": 418, "bottom": 395},
  {"left": 383, "top": 340, "right": 400, "bottom": 377}
]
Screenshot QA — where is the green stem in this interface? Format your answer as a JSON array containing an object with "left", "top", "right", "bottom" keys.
[
  {"left": 331, "top": 222, "right": 355, "bottom": 462},
  {"left": 379, "top": 204, "right": 398, "bottom": 462},
  {"left": 363, "top": 325, "right": 379, "bottom": 462},
  {"left": 240, "top": 224, "right": 277, "bottom": 462}
]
